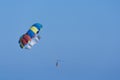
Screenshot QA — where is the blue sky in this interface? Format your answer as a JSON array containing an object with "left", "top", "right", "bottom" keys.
[{"left": 0, "top": 0, "right": 120, "bottom": 80}]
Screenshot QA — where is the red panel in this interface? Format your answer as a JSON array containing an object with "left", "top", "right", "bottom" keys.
[
  {"left": 23, "top": 34, "right": 31, "bottom": 43},
  {"left": 21, "top": 38, "right": 27, "bottom": 45}
]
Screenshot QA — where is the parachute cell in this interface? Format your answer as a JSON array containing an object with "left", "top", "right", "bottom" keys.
[
  {"left": 26, "top": 30, "right": 35, "bottom": 38},
  {"left": 23, "top": 34, "right": 31, "bottom": 43},
  {"left": 30, "top": 26, "right": 39, "bottom": 34},
  {"left": 32, "top": 23, "right": 42, "bottom": 30}
]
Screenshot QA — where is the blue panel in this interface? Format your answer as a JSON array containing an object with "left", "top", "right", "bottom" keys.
[
  {"left": 32, "top": 23, "right": 43, "bottom": 30},
  {"left": 26, "top": 30, "right": 35, "bottom": 38}
]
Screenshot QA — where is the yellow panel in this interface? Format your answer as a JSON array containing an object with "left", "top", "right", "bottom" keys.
[{"left": 30, "top": 26, "right": 39, "bottom": 34}]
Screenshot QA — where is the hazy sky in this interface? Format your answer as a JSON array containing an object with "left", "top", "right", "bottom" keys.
[{"left": 0, "top": 0, "right": 120, "bottom": 80}]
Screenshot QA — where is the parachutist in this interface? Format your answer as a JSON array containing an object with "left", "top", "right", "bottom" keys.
[{"left": 56, "top": 61, "right": 59, "bottom": 67}]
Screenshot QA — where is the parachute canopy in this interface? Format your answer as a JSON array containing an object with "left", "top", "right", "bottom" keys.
[{"left": 19, "top": 23, "right": 43, "bottom": 49}]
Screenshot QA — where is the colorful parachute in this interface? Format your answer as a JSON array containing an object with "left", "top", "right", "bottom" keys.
[{"left": 19, "top": 23, "right": 43, "bottom": 49}]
